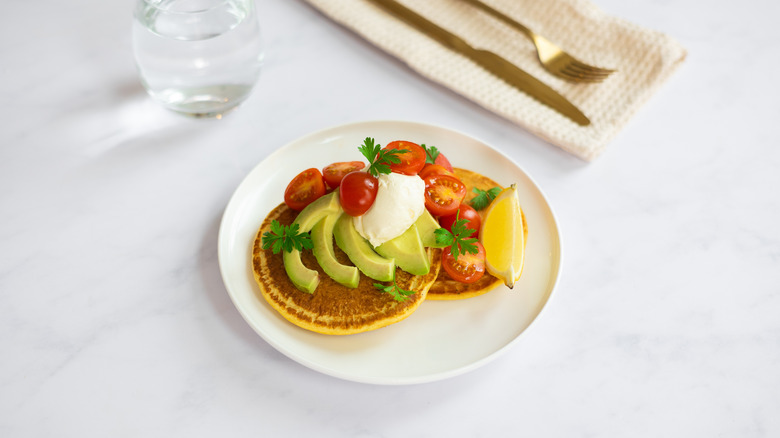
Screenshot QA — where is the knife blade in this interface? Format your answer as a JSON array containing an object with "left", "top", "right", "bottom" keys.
[{"left": 365, "top": 0, "right": 590, "bottom": 126}]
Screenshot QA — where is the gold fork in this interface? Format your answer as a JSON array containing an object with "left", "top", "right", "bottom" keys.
[{"left": 461, "top": 0, "right": 615, "bottom": 83}]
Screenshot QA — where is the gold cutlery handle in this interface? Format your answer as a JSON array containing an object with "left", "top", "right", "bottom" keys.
[
  {"left": 371, "top": 0, "right": 476, "bottom": 57},
  {"left": 461, "top": 0, "right": 535, "bottom": 42}
]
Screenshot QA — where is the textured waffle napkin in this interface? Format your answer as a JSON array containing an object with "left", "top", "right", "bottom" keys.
[{"left": 304, "top": 0, "right": 686, "bottom": 161}]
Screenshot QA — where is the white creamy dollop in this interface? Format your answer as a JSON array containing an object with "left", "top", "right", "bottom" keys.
[{"left": 353, "top": 172, "right": 425, "bottom": 247}]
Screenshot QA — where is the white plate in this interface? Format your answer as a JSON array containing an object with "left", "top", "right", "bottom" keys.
[{"left": 218, "top": 120, "right": 562, "bottom": 385}]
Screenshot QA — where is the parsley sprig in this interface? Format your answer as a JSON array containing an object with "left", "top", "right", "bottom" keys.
[
  {"left": 358, "top": 137, "right": 407, "bottom": 177},
  {"left": 434, "top": 212, "right": 479, "bottom": 260},
  {"left": 470, "top": 187, "right": 502, "bottom": 211},
  {"left": 374, "top": 275, "right": 415, "bottom": 302},
  {"left": 261, "top": 220, "right": 313, "bottom": 254},
  {"left": 421, "top": 143, "right": 440, "bottom": 165}
]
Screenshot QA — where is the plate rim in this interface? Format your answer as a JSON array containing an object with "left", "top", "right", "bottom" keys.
[{"left": 217, "top": 119, "right": 563, "bottom": 385}]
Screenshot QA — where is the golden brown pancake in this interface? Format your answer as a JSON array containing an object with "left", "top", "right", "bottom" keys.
[
  {"left": 252, "top": 203, "right": 441, "bottom": 335},
  {"left": 426, "top": 167, "right": 526, "bottom": 300}
]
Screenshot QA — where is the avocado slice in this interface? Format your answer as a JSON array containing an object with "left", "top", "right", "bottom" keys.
[
  {"left": 333, "top": 213, "right": 395, "bottom": 282},
  {"left": 415, "top": 209, "right": 447, "bottom": 248},
  {"left": 375, "top": 224, "right": 430, "bottom": 276},
  {"left": 282, "top": 192, "right": 341, "bottom": 293},
  {"left": 311, "top": 212, "right": 360, "bottom": 288}
]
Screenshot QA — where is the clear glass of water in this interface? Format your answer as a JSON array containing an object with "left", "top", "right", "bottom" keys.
[{"left": 132, "top": 0, "right": 264, "bottom": 117}]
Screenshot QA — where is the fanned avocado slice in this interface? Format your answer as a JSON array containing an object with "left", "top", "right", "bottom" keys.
[
  {"left": 333, "top": 213, "right": 395, "bottom": 282},
  {"left": 415, "top": 209, "right": 446, "bottom": 248},
  {"left": 311, "top": 212, "right": 360, "bottom": 288},
  {"left": 282, "top": 192, "right": 341, "bottom": 293},
  {"left": 375, "top": 224, "right": 430, "bottom": 276}
]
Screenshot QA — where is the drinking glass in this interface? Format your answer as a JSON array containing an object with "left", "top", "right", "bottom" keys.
[{"left": 132, "top": 0, "right": 264, "bottom": 117}]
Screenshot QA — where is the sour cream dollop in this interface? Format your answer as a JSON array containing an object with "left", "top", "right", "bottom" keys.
[{"left": 353, "top": 172, "right": 425, "bottom": 247}]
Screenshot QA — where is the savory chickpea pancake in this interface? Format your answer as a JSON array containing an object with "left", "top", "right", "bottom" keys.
[
  {"left": 426, "top": 168, "right": 526, "bottom": 300},
  {"left": 252, "top": 203, "right": 441, "bottom": 335}
]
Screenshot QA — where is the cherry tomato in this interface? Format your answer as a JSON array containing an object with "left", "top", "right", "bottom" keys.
[
  {"left": 442, "top": 242, "right": 486, "bottom": 284},
  {"left": 434, "top": 152, "right": 454, "bottom": 173},
  {"left": 423, "top": 174, "right": 467, "bottom": 217},
  {"left": 339, "top": 171, "right": 378, "bottom": 216},
  {"left": 284, "top": 168, "right": 326, "bottom": 211},
  {"left": 438, "top": 204, "right": 481, "bottom": 239},
  {"left": 383, "top": 141, "right": 426, "bottom": 175},
  {"left": 419, "top": 163, "right": 453, "bottom": 180},
  {"left": 322, "top": 161, "right": 366, "bottom": 188}
]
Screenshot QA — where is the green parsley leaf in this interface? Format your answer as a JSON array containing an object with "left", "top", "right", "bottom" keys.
[
  {"left": 450, "top": 219, "right": 478, "bottom": 259},
  {"left": 434, "top": 227, "right": 454, "bottom": 247},
  {"left": 373, "top": 277, "right": 415, "bottom": 302},
  {"left": 261, "top": 220, "right": 313, "bottom": 254},
  {"left": 358, "top": 137, "right": 408, "bottom": 177},
  {"left": 358, "top": 137, "right": 381, "bottom": 169},
  {"left": 470, "top": 186, "right": 502, "bottom": 210},
  {"left": 433, "top": 212, "right": 478, "bottom": 260},
  {"left": 421, "top": 143, "right": 440, "bottom": 165}
]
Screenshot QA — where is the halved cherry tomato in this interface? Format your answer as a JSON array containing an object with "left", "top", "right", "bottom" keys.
[
  {"left": 339, "top": 171, "right": 378, "bottom": 216},
  {"left": 423, "top": 174, "right": 466, "bottom": 216},
  {"left": 322, "top": 161, "right": 366, "bottom": 188},
  {"left": 284, "top": 168, "right": 326, "bottom": 211},
  {"left": 438, "top": 204, "right": 481, "bottom": 239},
  {"left": 442, "top": 242, "right": 486, "bottom": 284},
  {"left": 383, "top": 141, "right": 426, "bottom": 175},
  {"left": 419, "top": 163, "right": 453, "bottom": 180}
]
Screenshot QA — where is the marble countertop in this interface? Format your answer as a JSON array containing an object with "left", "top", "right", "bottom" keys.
[{"left": 2, "top": 0, "right": 778, "bottom": 436}]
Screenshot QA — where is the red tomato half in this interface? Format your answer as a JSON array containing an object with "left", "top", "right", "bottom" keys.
[
  {"left": 322, "top": 161, "right": 366, "bottom": 188},
  {"left": 423, "top": 174, "right": 466, "bottom": 216},
  {"left": 339, "top": 171, "right": 378, "bottom": 216},
  {"left": 383, "top": 141, "right": 426, "bottom": 175},
  {"left": 442, "top": 242, "right": 486, "bottom": 284},
  {"left": 284, "top": 168, "right": 326, "bottom": 211},
  {"left": 438, "top": 204, "right": 481, "bottom": 239},
  {"left": 419, "top": 163, "right": 453, "bottom": 180}
]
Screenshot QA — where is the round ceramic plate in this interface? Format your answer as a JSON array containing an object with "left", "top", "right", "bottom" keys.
[{"left": 218, "top": 120, "right": 562, "bottom": 385}]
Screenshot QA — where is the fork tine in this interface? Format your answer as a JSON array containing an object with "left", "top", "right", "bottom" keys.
[
  {"left": 560, "top": 71, "right": 611, "bottom": 82},
  {"left": 560, "top": 74, "right": 608, "bottom": 83},
  {"left": 556, "top": 69, "right": 608, "bottom": 83},
  {"left": 548, "top": 53, "right": 614, "bottom": 81},
  {"left": 560, "top": 73, "right": 608, "bottom": 83},
  {"left": 558, "top": 66, "right": 607, "bottom": 78},
  {"left": 563, "top": 61, "right": 615, "bottom": 77},
  {"left": 559, "top": 63, "right": 614, "bottom": 82}
]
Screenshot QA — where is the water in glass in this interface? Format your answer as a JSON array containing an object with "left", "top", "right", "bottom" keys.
[{"left": 132, "top": 0, "right": 264, "bottom": 116}]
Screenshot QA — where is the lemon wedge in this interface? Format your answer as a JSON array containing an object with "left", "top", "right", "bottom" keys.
[{"left": 479, "top": 184, "right": 526, "bottom": 288}]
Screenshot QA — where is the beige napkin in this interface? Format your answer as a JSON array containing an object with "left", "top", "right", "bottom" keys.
[{"left": 304, "top": 0, "right": 686, "bottom": 161}]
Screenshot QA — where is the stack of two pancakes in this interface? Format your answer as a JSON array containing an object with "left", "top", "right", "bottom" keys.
[{"left": 251, "top": 168, "right": 503, "bottom": 335}]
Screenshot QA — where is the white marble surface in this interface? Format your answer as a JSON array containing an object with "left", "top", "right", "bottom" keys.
[{"left": 2, "top": 0, "right": 779, "bottom": 436}]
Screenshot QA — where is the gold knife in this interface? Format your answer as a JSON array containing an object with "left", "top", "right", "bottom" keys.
[{"left": 365, "top": 0, "right": 590, "bottom": 126}]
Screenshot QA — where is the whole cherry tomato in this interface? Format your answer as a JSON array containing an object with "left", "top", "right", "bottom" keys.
[
  {"left": 322, "top": 161, "right": 366, "bottom": 188},
  {"left": 284, "top": 168, "right": 326, "bottom": 211},
  {"left": 419, "top": 163, "right": 453, "bottom": 180},
  {"left": 339, "top": 171, "right": 378, "bottom": 216},
  {"left": 422, "top": 174, "right": 466, "bottom": 217},
  {"left": 442, "top": 242, "right": 486, "bottom": 284},
  {"left": 433, "top": 152, "right": 454, "bottom": 173},
  {"left": 438, "top": 204, "right": 481, "bottom": 239},
  {"left": 383, "top": 141, "right": 426, "bottom": 175}
]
